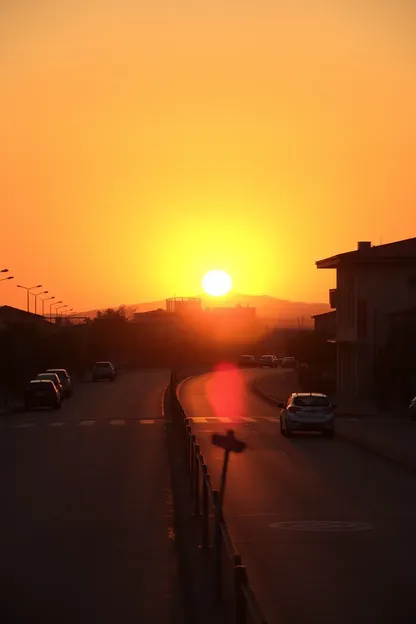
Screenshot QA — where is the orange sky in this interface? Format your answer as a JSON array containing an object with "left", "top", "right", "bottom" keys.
[{"left": 1, "top": 1, "right": 415, "bottom": 312}]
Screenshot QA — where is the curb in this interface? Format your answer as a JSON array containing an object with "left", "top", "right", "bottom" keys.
[{"left": 251, "top": 379, "right": 416, "bottom": 474}]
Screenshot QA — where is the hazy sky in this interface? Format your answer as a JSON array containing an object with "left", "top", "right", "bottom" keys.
[{"left": 1, "top": 1, "right": 415, "bottom": 311}]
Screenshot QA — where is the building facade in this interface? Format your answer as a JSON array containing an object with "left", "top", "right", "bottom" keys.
[{"left": 316, "top": 238, "right": 416, "bottom": 398}]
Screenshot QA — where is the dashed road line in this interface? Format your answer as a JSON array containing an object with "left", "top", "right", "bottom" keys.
[
  {"left": 17, "top": 423, "right": 35, "bottom": 428},
  {"left": 80, "top": 420, "right": 95, "bottom": 426},
  {"left": 50, "top": 422, "right": 65, "bottom": 427},
  {"left": 140, "top": 419, "right": 154, "bottom": 425},
  {"left": 110, "top": 419, "right": 125, "bottom": 426},
  {"left": 241, "top": 416, "right": 256, "bottom": 422}
]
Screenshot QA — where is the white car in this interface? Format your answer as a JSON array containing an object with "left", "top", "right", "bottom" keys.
[{"left": 278, "top": 392, "right": 336, "bottom": 438}]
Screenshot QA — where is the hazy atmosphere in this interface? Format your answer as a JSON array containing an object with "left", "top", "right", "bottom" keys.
[{"left": 1, "top": 0, "right": 415, "bottom": 310}]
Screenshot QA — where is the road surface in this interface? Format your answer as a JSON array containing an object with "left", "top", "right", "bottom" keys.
[
  {"left": 180, "top": 368, "right": 416, "bottom": 624},
  {"left": 0, "top": 369, "right": 183, "bottom": 623}
]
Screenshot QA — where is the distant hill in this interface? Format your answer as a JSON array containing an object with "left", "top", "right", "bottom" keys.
[{"left": 81, "top": 293, "right": 330, "bottom": 326}]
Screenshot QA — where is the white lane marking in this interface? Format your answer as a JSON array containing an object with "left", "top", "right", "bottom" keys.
[
  {"left": 269, "top": 520, "right": 374, "bottom": 532},
  {"left": 191, "top": 417, "right": 208, "bottom": 423},
  {"left": 219, "top": 417, "right": 232, "bottom": 423},
  {"left": 80, "top": 420, "right": 95, "bottom": 426},
  {"left": 50, "top": 422, "right": 65, "bottom": 427},
  {"left": 140, "top": 419, "right": 154, "bottom": 425},
  {"left": 265, "top": 417, "right": 279, "bottom": 423},
  {"left": 110, "top": 419, "right": 125, "bottom": 426},
  {"left": 241, "top": 416, "right": 256, "bottom": 422},
  {"left": 17, "top": 423, "right": 35, "bottom": 428}
]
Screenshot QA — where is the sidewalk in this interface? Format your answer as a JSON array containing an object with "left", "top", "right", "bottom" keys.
[{"left": 252, "top": 372, "right": 416, "bottom": 473}]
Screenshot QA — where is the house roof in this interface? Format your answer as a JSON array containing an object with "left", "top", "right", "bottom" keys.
[
  {"left": 311, "top": 310, "right": 336, "bottom": 320},
  {"left": 316, "top": 237, "right": 416, "bottom": 269}
]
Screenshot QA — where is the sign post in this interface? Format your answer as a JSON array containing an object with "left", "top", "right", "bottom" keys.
[{"left": 211, "top": 429, "right": 246, "bottom": 602}]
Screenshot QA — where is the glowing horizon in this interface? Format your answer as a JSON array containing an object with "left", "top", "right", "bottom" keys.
[{"left": 1, "top": 2, "right": 415, "bottom": 311}]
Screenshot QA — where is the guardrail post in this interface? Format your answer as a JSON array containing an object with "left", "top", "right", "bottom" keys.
[
  {"left": 233, "top": 562, "right": 247, "bottom": 624},
  {"left": 212, "top": 489, "right": 223, "bottom": 603},
  {"left": 200, "top": 464, "right": 210, "bottom": 549},
  {"left": 190, "top": 434, "right": 196, "bottom": 488},
  {"left": 194, "top": 445, "right": 201, "bottom": 515}
]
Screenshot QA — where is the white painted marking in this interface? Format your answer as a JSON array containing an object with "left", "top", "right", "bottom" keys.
[
  {"left": 140, "top": 419, "right": 154, "bottom": 425},
  {"left": 269, "top": 520, "right": 374, "bottom": 532},
  {"left": 265, "top": 417, "right": 279, "bottom": 423},
  {"left": 241, "top": 416, "right": 256, "bottom": 422},
  {"left": 219, "top": 417, "right": 232, "bottom": 423},
  {"left": 17, "top": 423, "right": 35, "bottom": 428},
  {"left": 50, "top": 422, "right": 65, "bottom": 427},
  {"left": 110, "top": 419, "right": 125, "bottom": 426},
  {"left": 80, "top": 420, "right": 95, "bottom": 426},
  {"left": 191, "top": 417, "right": 208, "bottom": 423}
]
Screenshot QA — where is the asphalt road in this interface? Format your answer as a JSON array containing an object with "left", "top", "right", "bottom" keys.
[
  {"left": 0, "top": 369, "right": 183, "bottom": 623},
  {"left": 180, "top": 368, "right": 416, "bottom": 624}
]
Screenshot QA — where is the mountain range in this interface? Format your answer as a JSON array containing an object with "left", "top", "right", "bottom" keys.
[{"left": 82, "top": 293, "right": 330, "bottom": 326}]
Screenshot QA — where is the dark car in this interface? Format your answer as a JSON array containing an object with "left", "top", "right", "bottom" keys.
[
  {"left": 24, "top": 379, "right": 61, "bottom": 411},
  {"left": 46, "top": 369, "right": 73, "bottom": 397},
  {"left": 92, "top": 361, "right": 116, "bottom": 382},
  {"left": 237, "top": 355, "right": 257, "bottom": 368},
  {"left": 36, "top": 372, "right": 64, "bottom": 399},
  {"left": 259, "top": 355, "right": 277, "bottom": 368}
]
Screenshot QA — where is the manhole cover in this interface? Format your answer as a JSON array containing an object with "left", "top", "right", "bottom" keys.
[{"left": 269, "top": 520, "right": 374, "bottom": 532}]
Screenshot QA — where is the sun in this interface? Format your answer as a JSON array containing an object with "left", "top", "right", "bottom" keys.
[{"left": 202, "top": 270, "right": 232, "bottom": 297}]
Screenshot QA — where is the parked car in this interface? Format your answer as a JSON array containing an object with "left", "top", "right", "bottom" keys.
[
  {"left": 237, "top": 355, "right": 257, "bottom": 368},
  {"left": 281, "top": 357, "right": 297, "bottom": 369},
  {"left": 278, "top": 392, "right": 335, "bottom": 438},
  {"left": 259, "top": 355, "right": 277, "bottom": 368},
  {"left": 92, "top": 361, "right": 116, "bottom": 381},
  {"left": 46, "top": 369, "right": 73, "bottom": 397},
  {"left": 36, "top": 372, "right": 64, "bottom": 399},
  {"left": 24, "top": 379, "right": 61, "bottom": 411}
]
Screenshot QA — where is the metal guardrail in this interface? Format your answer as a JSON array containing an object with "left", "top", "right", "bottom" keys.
[{"left": 169, "top": 371, "right": 269, "bottom": 624}]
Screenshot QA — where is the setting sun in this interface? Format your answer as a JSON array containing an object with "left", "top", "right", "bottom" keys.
[{"left": 202, "top": 270, "right": 232, "bottom": 297}]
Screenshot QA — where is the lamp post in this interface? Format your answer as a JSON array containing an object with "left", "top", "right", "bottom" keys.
[
  {"left": 41, "top": 295, "right": 55, "bottom": 317},
  {"left": 33, "top": 290, "right": 48, "bottom": 315},
  {"left": 55, "top": 304, "right": 67, "bottom": 317},
  {"left": 50, "top": 300, "right": 62, "bottom": 320},
  {"left": 0, "top": 269, "right": 9, "bottom": 273},
  {"left": 0, "top": 276, "right": 14, "bottom": 283},
  {"left": 17, "top": 284, "right": 42, "bottom": 313}
]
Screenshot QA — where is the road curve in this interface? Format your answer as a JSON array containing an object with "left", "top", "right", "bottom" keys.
[
  {"left": 180, "top": 368, "right": 416, "bottom": 624},
  {"left": 0, "top": 369, "right": 183, "bottom": 623}
]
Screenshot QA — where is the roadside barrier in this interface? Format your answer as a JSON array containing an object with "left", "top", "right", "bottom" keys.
[{"left": 169, "top": 371, "right": 269, "bottom": 624}]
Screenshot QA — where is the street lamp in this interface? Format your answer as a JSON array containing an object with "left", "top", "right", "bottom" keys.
[
  {"left": 17, "top": 284, "right": 43, "bottom": 313},
  {"left": 33, "top": 290, "right": 48, "bottom": 315},
  {"left": 0, "top": 269, "right": 9, "bottom": 273},
  {"left": 41, "top": 295, "right": 54, "bottom": 317},
  {"left": 50, "top": 300, "right": 62, "bottom": 320},
  {"left": 0, "top": 276, "right": 14, "bottom": 283},
  {"left": 55, "top": 304, "right": 68, "bottom": 317}
]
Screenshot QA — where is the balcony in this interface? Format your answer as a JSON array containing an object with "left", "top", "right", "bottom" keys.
[{"left": 329, "top": 288, "right": 338, "bottom": 309}]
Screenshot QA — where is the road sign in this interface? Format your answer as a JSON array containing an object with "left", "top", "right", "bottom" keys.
[{"left": 212, "top": 429, "right": 246, "bottom": 453}]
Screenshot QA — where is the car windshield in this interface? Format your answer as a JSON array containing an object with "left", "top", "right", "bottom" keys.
[
  {"left": 293, "top": 396, "right": 330, "bottom": 407},
  {"left": 96, "top": 362, "right": 111, "bottom": 368},
  {"left": 38, "top": 374, "right": 59, "bottom": 383},
  {"left": 49, "top": 370, "right": 68, "bottom": 381}
]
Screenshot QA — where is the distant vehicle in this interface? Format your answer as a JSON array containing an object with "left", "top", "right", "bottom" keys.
[
  {"left": 259, "top": 355, "right": 277, "bottom": 368},
  {"left": 281, "top": 357, "right": 297, "bottom": 369},
  {"left": 92, "top": 361, "right": 116, "bottom": 381},
  {"left": 36, "top": 372, "right": 64, "bottom": 399},
  {"left": 278, "top": 392, "right": 335, "bottom": 438},
  {"left": 24, "top": 379, "right": 61, "bottom": 411},
  {"left": 275, "top": 357, "right": 284, "bottom": 367},
  {"left": 237, "top": 355, "right": 257, "bottom": 368},
  {"left": 46, "top": 369, "right": 72, "bottom": 397}
]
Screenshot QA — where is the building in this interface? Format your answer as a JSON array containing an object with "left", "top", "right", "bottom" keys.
[
  {"left": 312, "top": 310, "right": 336, "bottom": 339},
  {"left": 316, "top": 238, "right": 416, "bottom": 398}
]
